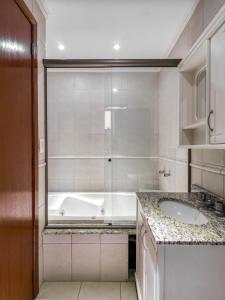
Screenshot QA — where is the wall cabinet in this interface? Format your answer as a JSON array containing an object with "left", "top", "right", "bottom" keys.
[
  {"left": 179, "top": 41, "right": 208, "bottom": 147},
  {"left": 178, "top": 16, "right": 225, "bottom": 148},
  {"left": 210, "top": 22, "right": 225, "bottom": 144},
  {"left": 136, "top": 200, "right": 225, "bottom": 300}
]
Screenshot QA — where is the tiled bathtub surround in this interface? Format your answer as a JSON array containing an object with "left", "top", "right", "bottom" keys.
[
  {"left": 47, "top": 71, "right": 159, "bottom": 193},
  {"left": 43, "top": 232, "right": 128, "bottom": 281},
  {"left": 137, "top": 192, "right": 225, "bottom": 245},
  {"left": 191, "top": 150, "right": 225, "bottom": 198}
]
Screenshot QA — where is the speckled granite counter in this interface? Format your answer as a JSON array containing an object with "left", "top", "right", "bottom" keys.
[
  {"left": 137, "top": 192, "right": 225, "bottom": 245},
  {"left": 43, "top": 228, "right": 136, "bottom": 235}
]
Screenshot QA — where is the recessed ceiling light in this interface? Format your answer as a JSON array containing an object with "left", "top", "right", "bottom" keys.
[
  {"left": 112, "top": 88, "right": 118, "bottom": 93},
  {"left": 113, "top": 43, "right": 120, "bottom": 51},
  {"left": 58, "top": 44, "right": 65, "bottom": 51}
]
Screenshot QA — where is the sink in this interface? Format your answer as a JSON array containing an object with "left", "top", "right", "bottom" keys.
[{"left": 159, "top": 198, "right": 208, "bottom": 225}]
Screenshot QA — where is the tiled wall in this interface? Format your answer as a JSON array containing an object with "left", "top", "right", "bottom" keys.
[
  {"left": 23, "top": 0, "right": 46, "bottom": 287},
  {"left": 158, "top": 68, "right": 188, "bottom": 192},
  {"left": 47, "top": 71, "right": 159, "bottom": 192},
  {"left": 191, "top": 150, "right": 225, "bottom": 197},
  {"left": 159, "top": 0, "right": 225, "bottom": 194},
  {"left": 43, "top": 233, "right": 128, "bottom": 282}
]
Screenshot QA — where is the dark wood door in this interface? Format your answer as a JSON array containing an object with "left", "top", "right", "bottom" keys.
[{"left": 0, "top": 1, "right": 38, "bottom": 299}]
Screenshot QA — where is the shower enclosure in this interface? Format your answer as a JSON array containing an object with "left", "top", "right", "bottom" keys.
[{"left": 46, "top": 67, "right": 159, "bottom": 226}]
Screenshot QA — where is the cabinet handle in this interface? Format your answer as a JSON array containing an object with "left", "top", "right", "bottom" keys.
[{"left": 207, "top": 110, "right": 214, "bottom": 132}]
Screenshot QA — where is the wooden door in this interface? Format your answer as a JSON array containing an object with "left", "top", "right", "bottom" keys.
[
  {"left": 0, "top": 1, "right": 38, "bottom": 299},
  {"left": 210, "top": 22, "right": 225, "bottom": 144}
]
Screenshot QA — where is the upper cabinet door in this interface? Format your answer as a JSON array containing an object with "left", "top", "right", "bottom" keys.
[{"left": 210, "top": 22, "right": 225, "bottom": 144}]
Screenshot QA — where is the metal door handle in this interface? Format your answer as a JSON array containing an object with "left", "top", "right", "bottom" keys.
[{"left": 207, "top": 110, "right": 214, "bottom": 132}]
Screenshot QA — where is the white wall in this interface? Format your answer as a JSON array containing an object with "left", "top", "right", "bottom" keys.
[
  {"left": 158, "top": 68, "right": 188, "bottom": 192},
  {"left": 23, "top": 0, "right": 46, "bottom": 287}
]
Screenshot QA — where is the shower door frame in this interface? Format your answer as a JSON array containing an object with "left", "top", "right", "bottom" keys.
[{"left": 43, "top": 59, "right": 183, "bottom": 228}]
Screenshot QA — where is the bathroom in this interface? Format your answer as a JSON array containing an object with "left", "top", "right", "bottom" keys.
[{"left": 1, "top": 0, "right": 225, "bottom": 300}]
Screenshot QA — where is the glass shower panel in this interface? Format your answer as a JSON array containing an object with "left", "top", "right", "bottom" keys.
[
  {"left": 110, "top": 68, "right": 159, "bottom": 225},
  {"left": 47, "top": 68, "right": 112, "bottom": 223}
]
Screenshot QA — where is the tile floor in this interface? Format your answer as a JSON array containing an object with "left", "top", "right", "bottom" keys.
[{"left": 36, "top": 281, "right": 137, "bottom": 300}]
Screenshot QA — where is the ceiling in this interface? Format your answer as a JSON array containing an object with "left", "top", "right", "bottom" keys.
[{"left": 44, "top": 0, "right": 199, "bottom": 59}]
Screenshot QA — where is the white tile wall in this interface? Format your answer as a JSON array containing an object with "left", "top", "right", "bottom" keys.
[
  {"left": 42, "top": 233, "right": 128, "bottom": 282},
  {"left": 72, "top": 244, "right": 100, "bottom": 281},
  {"left": 101, "top": 243, "right": 128, "bottom": 281},
  {"left": 158, "top": 68, "right": 188, "bottom": 193},
  {"left": 202, "top": 171, "right": 224, "bottom": 196},
  {"left": 191, "top": 150, "right": 225, "bottom": 198},
  {"left": 175, "top": 162, "right": 188, "bottom": 192},
  {"left": 43, "top": 233, "right": 71, "bottom": 244},
  {"left": 47, "top": 71, "right": 159, "bottom": 192},
  {"left": 43, "top": 244, "right": 72, "bottom": 281},
  {"left": 191, "top": 167, "right": 202, "bottom": 186}
]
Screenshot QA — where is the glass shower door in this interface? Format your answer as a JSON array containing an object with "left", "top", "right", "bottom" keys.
[
  {"left": 109, "top": 68, "right": 159, "bottom": 225},
  {"left": 103, "top": 69, "right": 113, "bottom": 225}
]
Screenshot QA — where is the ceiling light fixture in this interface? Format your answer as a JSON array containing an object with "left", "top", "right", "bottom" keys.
[
  {"left": 113, "top": 43, "right": 120, "bottom": 51},
  {"left": 58, "top": 43, "right": 65, "bottom": 51},
  {"left": 112, "top": 88, "right": 118, "bottom": 93}
]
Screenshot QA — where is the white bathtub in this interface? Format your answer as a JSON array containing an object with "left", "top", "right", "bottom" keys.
[{"left": 48, "top": 192, "right": 137, "bottom": 225}]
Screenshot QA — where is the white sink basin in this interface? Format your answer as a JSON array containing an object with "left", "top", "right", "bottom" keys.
[{"left": 159, "top": 199, "right": 208, "bottom": 225}]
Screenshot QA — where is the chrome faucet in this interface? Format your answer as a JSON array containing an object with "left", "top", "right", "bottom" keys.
[
  {"left": 164, "top": 170, "right": 171, "bottom": 177},
  {"left": 159, "top": 168, "right": 165, "bottom": 175}
]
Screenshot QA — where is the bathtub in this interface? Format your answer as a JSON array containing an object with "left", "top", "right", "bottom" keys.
[{"left": 48, "top": 192, "right": 137, "bottom": 225}]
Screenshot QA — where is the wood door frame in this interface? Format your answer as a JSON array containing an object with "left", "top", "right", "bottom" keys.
[{"left": 14, "top": 0, "right": 39, "bottom": 297}]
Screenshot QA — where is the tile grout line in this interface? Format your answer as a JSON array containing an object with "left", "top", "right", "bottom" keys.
[
  {"left": 77, "top": 281, "right": 83, "bottom": 300},
  {"left": 120, "top": 282, "right": 122, "bottom": 300},
  {"left": 71, "top": 233, "right": 72, "bottom": 281}
]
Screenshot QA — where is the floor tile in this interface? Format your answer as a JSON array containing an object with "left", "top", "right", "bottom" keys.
[
  {"left": 78, "top": 282, "right": 120, "bottom": 300},
  {"left": 121, "top": 282, "right": 137, "bottom": 300},
  {"left": 37, "top": 282, "right": 81, "bottom": 299}
]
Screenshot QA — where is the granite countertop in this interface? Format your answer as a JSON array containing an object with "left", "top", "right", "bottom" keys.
[
  {"left": 137, "top": 192, "right": 225, "bottom": 245},
  {"left": 43, "top": 228, "right": 136, "bottom": 235}
]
